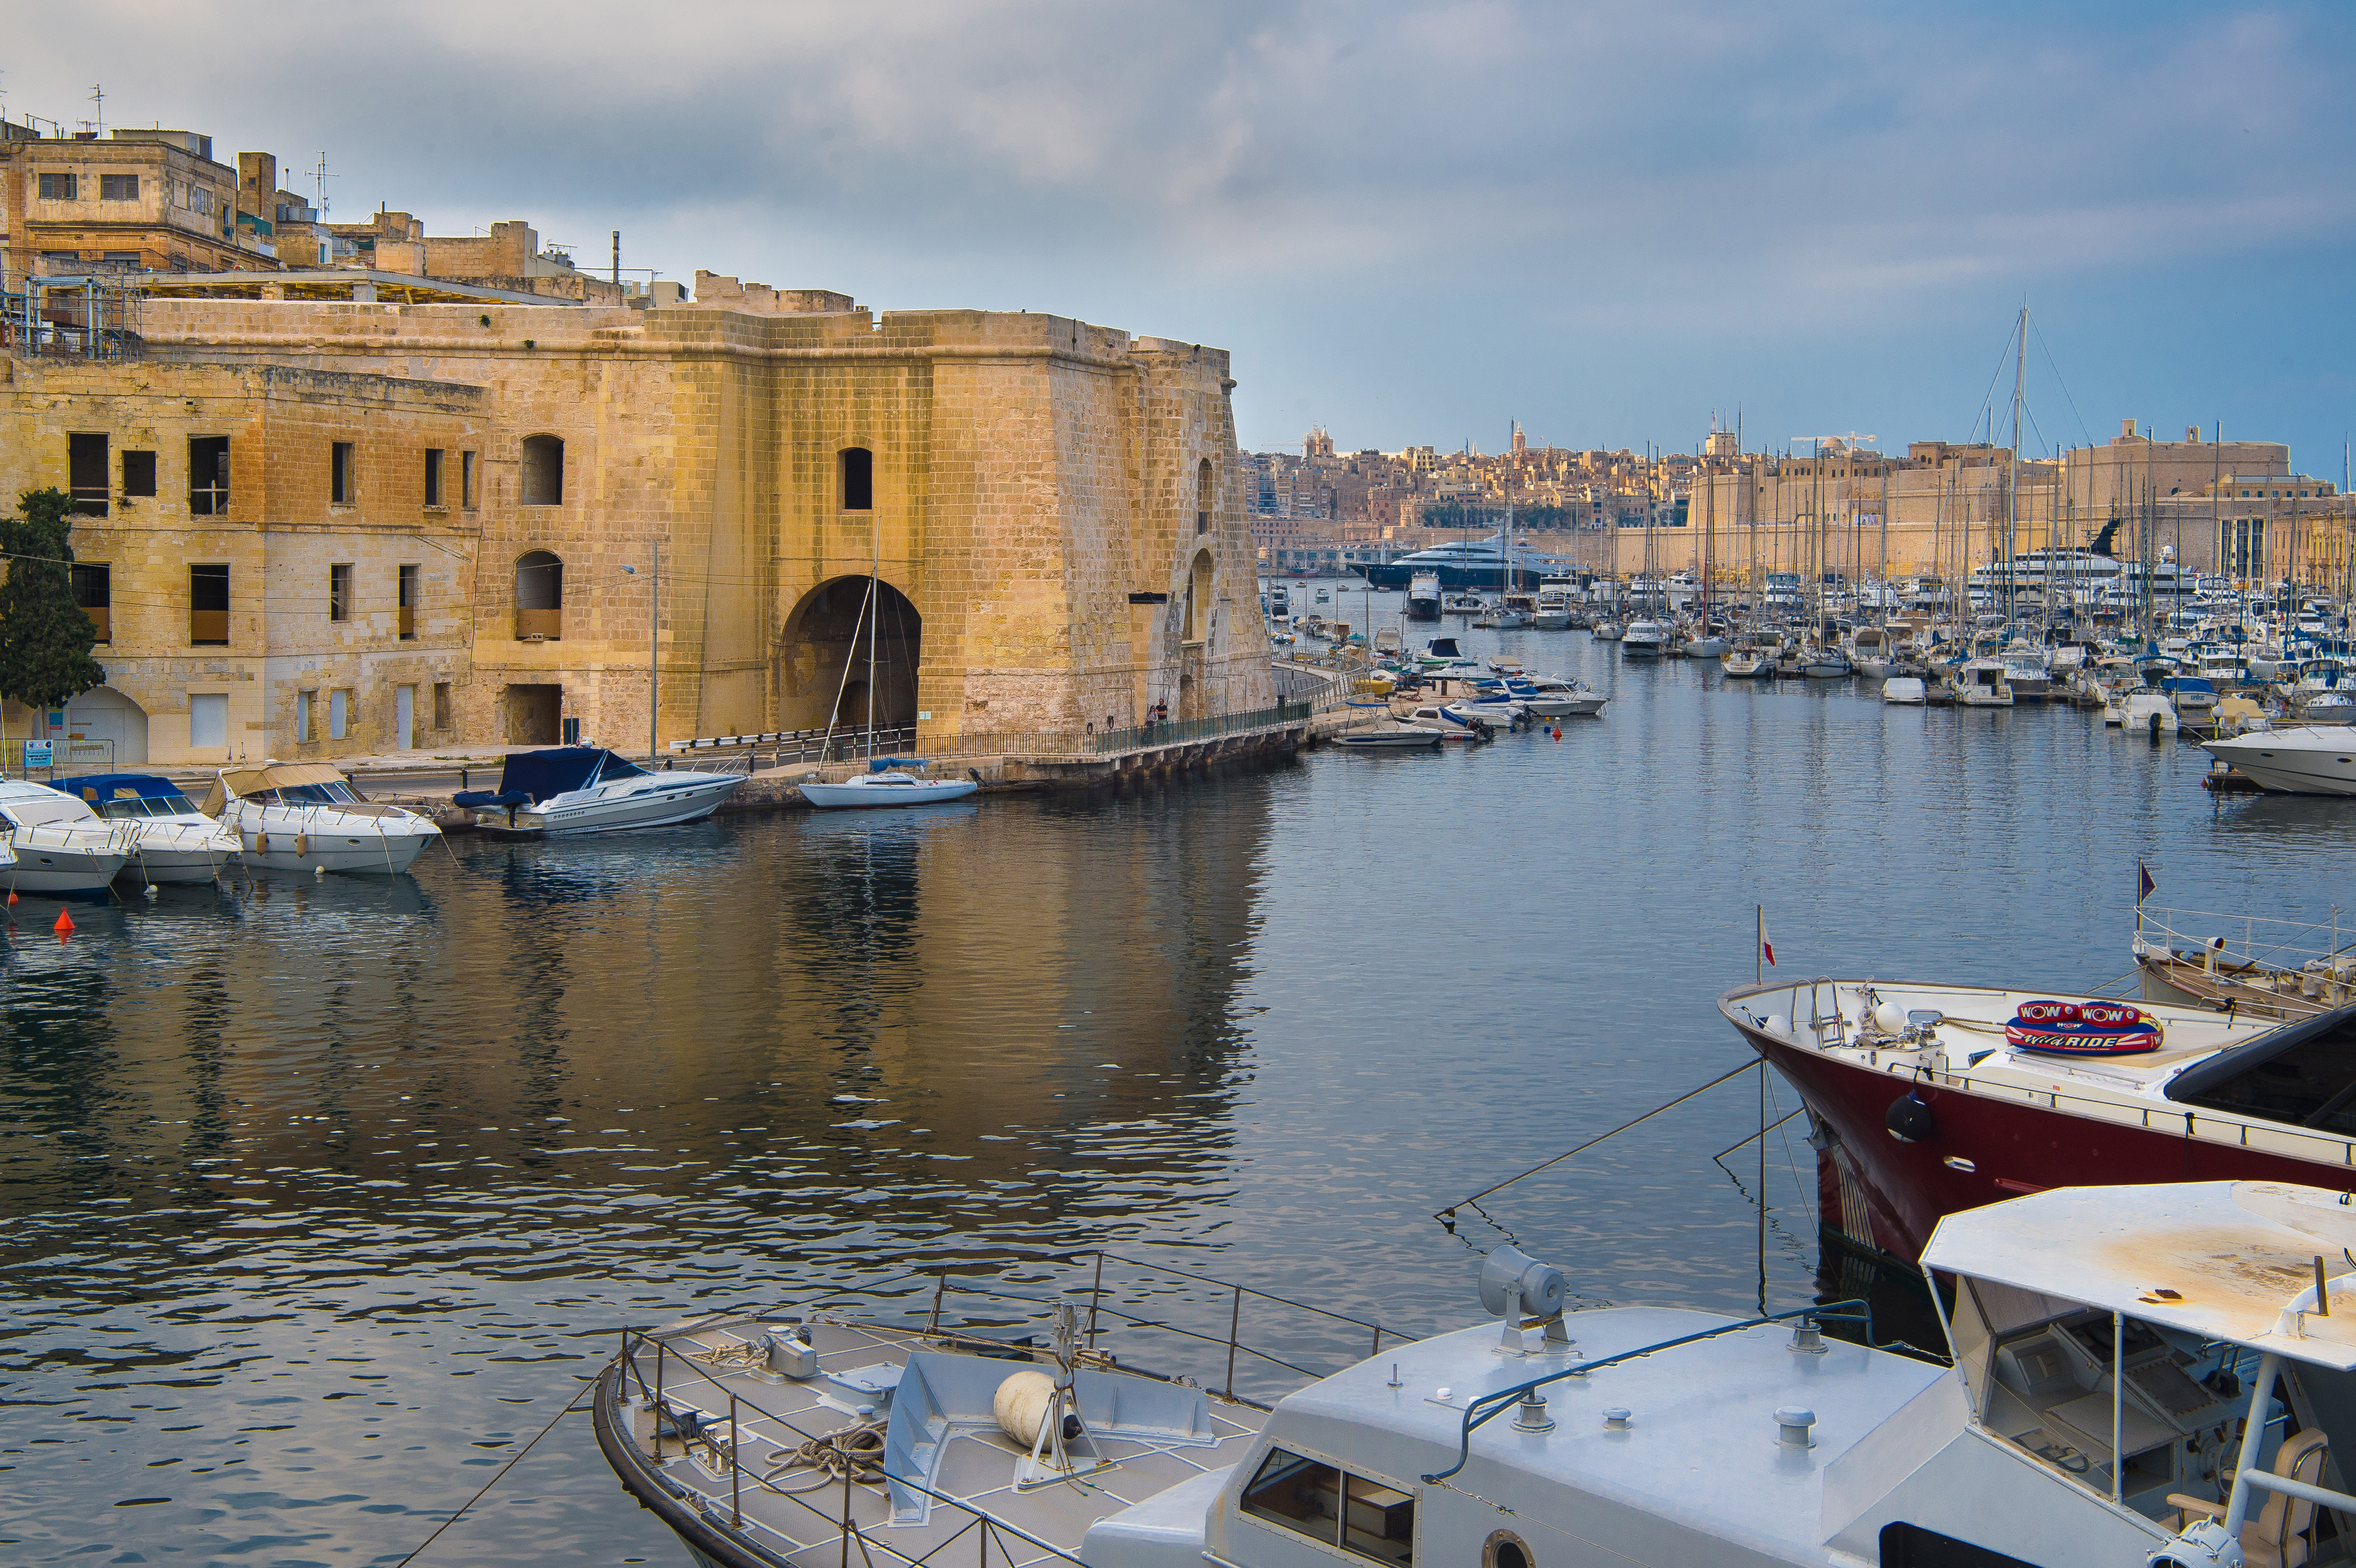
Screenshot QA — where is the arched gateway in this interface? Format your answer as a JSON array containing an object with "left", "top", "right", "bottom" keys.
[{"left": 777, "top": 576, "right": 922, "bottom": 732}]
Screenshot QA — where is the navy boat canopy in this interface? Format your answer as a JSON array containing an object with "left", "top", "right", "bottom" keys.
[
  {"left": 455, "top": 747, "right": 647, "bottom": 808},
  {"left": 51, "top": 773, "right": 187, "bottom": 803}
]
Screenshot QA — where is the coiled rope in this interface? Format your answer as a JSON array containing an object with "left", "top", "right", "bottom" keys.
[{"left": 761, "top": 1421, "right": 887, "bottom": 1494}]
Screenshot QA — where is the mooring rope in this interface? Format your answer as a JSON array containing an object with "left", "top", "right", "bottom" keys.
[{"left": 760, "top": 1421, "right": 887, "bottom": 1494}]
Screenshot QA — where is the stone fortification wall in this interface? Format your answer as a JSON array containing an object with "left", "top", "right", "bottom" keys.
[{"left": 1, "top": 290, "right": 1268, "bottom": 763}]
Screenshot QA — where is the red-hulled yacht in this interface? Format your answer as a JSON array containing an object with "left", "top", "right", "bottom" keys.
[{"left": 1718, "top": 975, "right": 2356, "bottom": 1260}]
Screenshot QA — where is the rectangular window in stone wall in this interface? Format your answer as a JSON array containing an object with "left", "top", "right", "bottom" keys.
[
  {"left": 462, "top": 451, "right": 479, "bottom": 509},
  {"left": 68, "top": 432, "right": 108, "bottom": 515},
  {"left": 399, "top": 564, "right": 419, "bottom": 640},
  {"left": 432, "top": 682, "right": 451, "bottom": 731},
  {"left": 190, "top": 564, "right": 229, "bottom": 646},
  {"left": 841, "top": 447, "right": 874, "bottom": 511},
  {"left": 329, "top": 563, "right": 353, "bottom": 623},
  {"left": 38, "top": 172, "right": 76, "bottom": 201},
  {"left": 297, "top": 689, "right": 314, "bottom": 742},
  {"left": 423, "top": 448, "right": 446, "bottom": 508},
  {"left": 99, "top": 174, "right": 138, "bottom": 200},
  {"left": 331, "top": 442, "right": 356, "bottom": 505},
  {"left": 329, "top": 689, "right": 349, "bottom": 741},
  {"left": 190, "top": 436, "right": 230, "bottom": 515},
  {"left": 122, "top": 450, "right": 156, "bottom": 498}
]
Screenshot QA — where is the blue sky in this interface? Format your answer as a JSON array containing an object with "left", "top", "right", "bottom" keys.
[{"left": 10, "top": 1, "right": 2352, "bottom": 467}]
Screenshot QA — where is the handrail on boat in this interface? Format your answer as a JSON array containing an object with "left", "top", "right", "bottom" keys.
[
  {"left": 1420, "top": 1300, "right": 1875, "bottom": 1484},
  {"left": 610, "top": 1324, "right": 1123, "bottom": 1568}
]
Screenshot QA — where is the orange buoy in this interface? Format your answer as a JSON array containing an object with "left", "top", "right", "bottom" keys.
[
  {"left": 53, "top": 908, "right": 74, "bottom": 934},
  {"left": 5, "top": 889, "right": 16, "bottom": 906}
]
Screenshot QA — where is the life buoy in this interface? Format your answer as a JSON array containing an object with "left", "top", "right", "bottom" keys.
[{"left": 2006, "top": 999, "right": 2162, "bottom": 1056}]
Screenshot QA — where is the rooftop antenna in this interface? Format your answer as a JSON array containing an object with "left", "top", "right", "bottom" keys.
[
  {"left": 311, "top": 151, "right": 336, "bottom": 214},
  {"left": 90, "top": 83, "right": 104, "bottom": 136}
]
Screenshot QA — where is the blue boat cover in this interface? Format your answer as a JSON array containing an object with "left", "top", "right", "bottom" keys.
[
  {"left": 456, "top": 747, "right": 648, "bottom": 808},
  {"left": 870, "top": 758, "right": 928, "bottom": 773},
  {"left": 51, "top": 773, "right": 185, "bottom": 803}
]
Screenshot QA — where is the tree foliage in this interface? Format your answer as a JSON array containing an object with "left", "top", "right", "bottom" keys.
[{"left": 0, "top": 487, "right": 107, "bottom": 712}]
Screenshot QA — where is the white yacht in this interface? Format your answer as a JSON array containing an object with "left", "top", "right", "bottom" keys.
[
  {"left": 1532, "top": 576, "right": 1575, "bottom": 631},
  {"left": 2000, "top": 641, "right": 2053, "bottom": 701},
  {"left": 454, "top": 746, "right": 743, "bottom": 839},
  {"left": 0, "top": 779, "right": 130, "bottom": 894},
  {"left": 593, "top": 1180, "right": 2356, "bottom": 1568},
  {"left": 207, "top": 763, "right": 443, "bottom": 875},
  {"left": 1619, "top": 618, "right": 1670, "bottom": 657},
  {"left": 2202, "top": 725, "right": 2356, "bottom": 794},
  {"left": 54, "top": 773, "right": 241, "bottom": 884}
]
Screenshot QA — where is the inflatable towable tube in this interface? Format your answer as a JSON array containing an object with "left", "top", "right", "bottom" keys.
[{"left": 2006, "top": 999, "right": 2163, "bottom": 1056}]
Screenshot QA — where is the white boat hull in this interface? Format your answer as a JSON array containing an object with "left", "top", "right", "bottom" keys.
[
  {"left": 1335, "top": 729, "right": 1443, "bottom": 750},
  {"left": 122, "top": 845, "right": 234, "bottom": 883},
  {"left": 4, "top": 844, "right": 128, "bottom": 894},
  {"left": 800, "top": 778, "right": 980, "bottom": 809},
  {"left": 1881, "top": 678, "right": 1928, "bottom": 704},
  {"left": 481, "top": 775, "right": 743, "bottom": 838},
  {"left": 239, "top": 831, "right": 436, "bottom": 874},
  {"left": 2202, "top": 728, "right": 2356, "bottom": 794}
]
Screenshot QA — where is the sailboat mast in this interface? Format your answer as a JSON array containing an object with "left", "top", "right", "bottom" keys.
[
  {"left": 868, "top": 514, "right": 880, "bottom": 758},
  {"left": 2007, "top": 304, "right": 2026, "bottom": 627}
]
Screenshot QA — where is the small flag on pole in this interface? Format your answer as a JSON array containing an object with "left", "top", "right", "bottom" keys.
[
  {"left": 1760, "top": 912, "right": 1777, "bottom": 969},
  {"left": 2138, "top": 862, "right": 2155, "bottom": 905}
]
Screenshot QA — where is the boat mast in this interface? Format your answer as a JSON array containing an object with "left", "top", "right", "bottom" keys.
[
  {"left": 2007, "top": 303, "right": 2026, "bottom": 630},
  {"left": 868, "top": 511, "right": 880, "bottom": 759}
]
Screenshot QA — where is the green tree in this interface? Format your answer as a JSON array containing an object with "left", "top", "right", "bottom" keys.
[{"left": 0, "top": 488, "right": 107, "bottom": 735}]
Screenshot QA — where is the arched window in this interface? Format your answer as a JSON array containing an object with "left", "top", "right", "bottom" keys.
[
  {"left": 840, "top": 447, "right": 874, "bottom": 511},
  {"left": 521, "top": 435, "right": 564, "bottom": 506},
  {"left": 515, "top": 550, "right": 563, "bottom": 640},
  {"left": 1184, "top": 549, "right": 1214, "bottom": 642},
  {"left": 1196, "top": 458, "right": 1213, "bottom": 535}
]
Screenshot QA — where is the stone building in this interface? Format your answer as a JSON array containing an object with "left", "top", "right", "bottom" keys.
[
  {"left": 0, "top": 128, "right": 284, "bottom": 290},
  {"left": 0, "top": 285, "right": 1268, "bottom": 765}
]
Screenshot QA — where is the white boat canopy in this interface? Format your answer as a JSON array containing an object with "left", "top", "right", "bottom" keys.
[{"left": 1924, "top": 1180, "right": 2356, "bottom": 1369}]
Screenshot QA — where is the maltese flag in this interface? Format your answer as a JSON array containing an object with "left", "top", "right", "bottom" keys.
[{"left": 1761, "top": 914, "right": 1777, "bottom": 969}]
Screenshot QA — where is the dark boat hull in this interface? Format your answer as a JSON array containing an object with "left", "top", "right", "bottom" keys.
[
  {"left": 1728, "top": 1017, "right": 2356, "bottom": 1260},
  {"left": 1363, "top": 561, "right": 1549, "bottom": 590}
]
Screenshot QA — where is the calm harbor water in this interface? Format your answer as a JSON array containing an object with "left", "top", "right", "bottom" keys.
[{"left": 8, "top": 583, "right": 2356, "bottom": 1566}]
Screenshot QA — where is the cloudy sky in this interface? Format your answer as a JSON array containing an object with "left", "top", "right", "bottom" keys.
[{"left": 10, "top": 1, "right": 2353, "bottom": 467}]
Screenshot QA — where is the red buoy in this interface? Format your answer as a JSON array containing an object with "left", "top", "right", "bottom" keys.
[{"left": 53, "top": 908, "right": 74, "bottom": 935}]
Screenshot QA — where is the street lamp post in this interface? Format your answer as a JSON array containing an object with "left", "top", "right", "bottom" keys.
[{"left": 621, "top": 545, "right": 658, "bottom": 761}]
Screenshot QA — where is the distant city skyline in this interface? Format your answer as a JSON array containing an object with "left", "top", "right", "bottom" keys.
[{"left": 7, "top": 1, "right": 2350, "bottom": 469}]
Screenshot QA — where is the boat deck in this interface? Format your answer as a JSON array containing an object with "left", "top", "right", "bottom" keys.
[{"left": 601, "top": 1317, "right": 1269, "bottom": 1568}]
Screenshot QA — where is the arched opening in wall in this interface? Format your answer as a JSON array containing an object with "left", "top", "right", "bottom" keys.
[
  {"left": 515, "top": 550, "right": 563, "bottom": 640},
  {"left": 1195, "top": 457, "right": 1213, "bottom": 535},
  {"left": 521, "top": 435, "right": 564, "bottom": 506},
  {"left": 777, "top": 575, "right": 921, "bottom": 732},
  {"left": 64, "top": 685, "right": 148, "bottom": 766},
  {"left": 1183, "top": 549, "right": 1215, "bottom": 642},
  {"left": 840, "top": 447, "right": 874, "bottom": 512}
]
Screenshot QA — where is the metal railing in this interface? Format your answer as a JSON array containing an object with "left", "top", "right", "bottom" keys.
[
  {"left": 2135, "top": 905, "right": 2353, "bottom": 976},
  {"left": 609, "top": 1251, "right": 1395, "bottom": 1561},
  {"left": 667, "top": 726, "right": 918, "bottom": 767},
  {"left": 1087, "top": 697, "right": 1312, "bottom": 755},
  {"left": 1747, "top": 977, "right": 2356, "bottom": 1170}
]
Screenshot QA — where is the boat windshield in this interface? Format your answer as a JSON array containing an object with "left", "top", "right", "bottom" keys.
[
  {"left": 248, "top": 782, "right": 366, "bottom": 806},
  {"left": 98, "top": 794, "right": 198, "bottom": 818},
  {"left": 2165, "top": 1006, "right": 2356, "bottom": 1132}
]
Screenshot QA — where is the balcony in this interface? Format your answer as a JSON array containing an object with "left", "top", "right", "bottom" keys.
[
  {"left": 514, "top": 608, "right": 561, "bottom": 641},
  {"left": 191, "top": 610, "right": 229, "bottom": 646}
]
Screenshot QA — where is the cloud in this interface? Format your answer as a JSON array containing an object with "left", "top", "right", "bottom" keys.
[{"left": 9, "top": 1, "right": 2354, "bottom": 456}]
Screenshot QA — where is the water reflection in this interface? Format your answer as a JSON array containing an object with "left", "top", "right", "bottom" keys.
[{"left": 8, "top": 627, "right": 2356, "bottom": 1564}]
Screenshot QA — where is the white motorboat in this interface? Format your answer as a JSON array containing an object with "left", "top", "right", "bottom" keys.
[
  {"left": 53, "top": 773, "right": 240, "bottom": 884},
  {"left": 1681, "top": 631, "right": 1731, "bottom": 659},
  {"left": 2106, "top": 689, "right": 2178, "bottom": 735},
  {"left": 1398, "top": 705, "right": 1486, "bottom": 740},
  {"left": 1881, "top": 676, "right": 1928, "bottom": 704},
  {"left": 454, "top": 746, "right": 743, "bottom": 839},
  {"left": 592, "top": 1179, "right": 2356, "bottom": 1568},
  {"left": 2201, "top": 724, "right": 2356, "bottom": 793},
  {"left": 1404, "top": 571, "right": 1443, "bottom": 623},
  {"left": 801, "top": 761, "right": 982, "bottom": 809},
  {"left": 0, "top": 779, "right": 130, "bottom": 894},
  {"left": 1441, "top": 699, "right": 1523, "bottom": 731},
  {"left": 1952, "top": 657, "right": 2013, "bottom": 706},
  {"left": 2000, "top": 640, "right": 2053, "bottom": 700},
  {"left": 1512, "top": 677, "right": 1607, "bottom": 717},
  {"left": 1619, "top": 618, "right": 1669, "bottom": 657},
  {"left": 207, "top": 763, "right": 443, "bottom": 875},
  {"left": 1333, "top": 726, "right": 1443, "bottom": 751}
]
